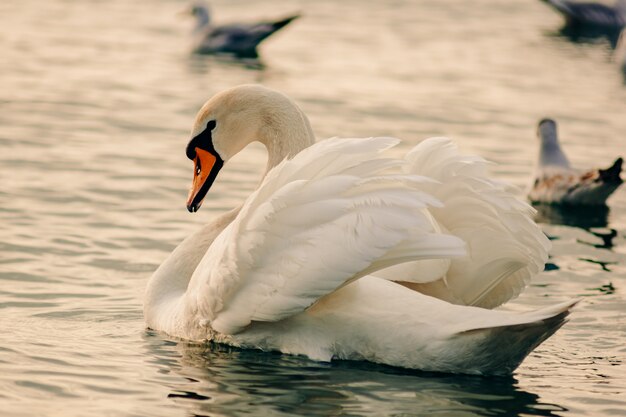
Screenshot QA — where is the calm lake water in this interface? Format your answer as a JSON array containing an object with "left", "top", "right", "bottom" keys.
[{"left": 1, "top": 0, "right": 625, "bottom": 416}]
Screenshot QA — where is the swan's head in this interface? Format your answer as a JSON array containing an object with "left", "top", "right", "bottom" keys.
[
  {"left": 185, "top": 84, "right": 314, "bottom": 212},
  {"left": 537, "top": 118, "right": 558, "bottom": 143}
]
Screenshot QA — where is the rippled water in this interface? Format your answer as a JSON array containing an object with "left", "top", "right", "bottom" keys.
[{"left": 1, "top": 0, "right": 625, "bottom": 416}]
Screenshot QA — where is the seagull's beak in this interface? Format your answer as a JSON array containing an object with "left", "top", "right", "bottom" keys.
[{"left": 186, "top": 147, "right": 223, "bottom": 213}]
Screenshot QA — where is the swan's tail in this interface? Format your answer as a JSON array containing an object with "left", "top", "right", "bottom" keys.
[
  {"left": 446, "top": 298, "right": 579, "bottom": 375},
  {"left": 323, "top": 278, "right": 577, "bottom": 376}
]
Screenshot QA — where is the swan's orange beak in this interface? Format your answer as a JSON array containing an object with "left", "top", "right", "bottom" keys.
[{"left": 186, "top": 147, "right": 223, "bottom": 212}]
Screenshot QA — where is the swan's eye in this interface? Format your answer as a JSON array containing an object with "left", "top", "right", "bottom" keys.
[
  {"left": 196, "top": 167, "right": 201, "bottom": 176},
  {"left": 186, "top": 120, "right": 217, "bottom": 161},
  {"left": 196, "top": 159, "right": 202, "bottom": 176}
]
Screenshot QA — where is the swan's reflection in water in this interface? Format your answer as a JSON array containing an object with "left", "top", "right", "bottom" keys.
[
  {"left": 533, "top": 203, "right": 610, "bottom": 229},
  {"left": 143, "top": 332, "right": 567, "bottom": 417}
]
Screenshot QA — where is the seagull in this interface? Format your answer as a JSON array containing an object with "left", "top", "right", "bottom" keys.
[
  {"left": 541, "top": 0, "right": 626, "bottom": 29},
  {"left": 186, "top": 1, "right": 299, "bottom": 58},
  {"left": 529, "top": 118, "right": 623, "bottom": 205}
]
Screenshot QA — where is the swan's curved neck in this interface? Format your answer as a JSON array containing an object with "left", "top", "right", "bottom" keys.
[
  {"left": 255, "top": 101, "right": 316, "bottom": 176},
  {"left": 145, "top": 94, "right": 316, "bottom": 334}
]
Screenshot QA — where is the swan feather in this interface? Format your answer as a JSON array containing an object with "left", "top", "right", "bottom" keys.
[
  {"left": 186, "top": 137, "right": 465, "bottom": 335},
  {"left": 372, "top": 137, "right": 549, "bottom": 309}
]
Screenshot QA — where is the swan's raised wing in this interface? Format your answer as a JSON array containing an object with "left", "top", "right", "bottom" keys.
[
  {"left": 393, "top": 137, "right": 550, "bottom": 309},
  {"left": 185, "top": 137, "right": 465, "bottom": 335}
]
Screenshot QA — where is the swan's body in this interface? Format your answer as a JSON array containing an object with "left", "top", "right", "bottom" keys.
[
  {"left": 188, "top": 1, "right": 299, "bottom": 58},
  {"left": 529, "top": 118, "right": 623, "bottom": 205},
  {"left": 145, "top": 85, "right": 577, "bottom": 375}
]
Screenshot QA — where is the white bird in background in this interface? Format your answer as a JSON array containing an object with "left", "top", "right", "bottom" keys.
[
  {"left": 186, "top": 1, "right": 299, "bottom": 58},
  {"left": 144, "top": 85, "right": 578, "bottom": 376},
  {"left": 529, "top": 118, "right": 623, "bottom": 205}
]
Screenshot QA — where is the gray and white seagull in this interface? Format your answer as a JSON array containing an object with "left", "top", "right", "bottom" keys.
[
  {"left": 529, "top": 118, "right": 623, "bottom": 206},
  {"left": 186, "top": 1, "right": 299, "bottom": 58}
]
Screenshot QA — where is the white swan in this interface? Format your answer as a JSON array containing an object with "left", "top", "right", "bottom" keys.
[
  {"left": 145, "top": 85, "right": 577, "bottom": 375},
  {"left": 529, "top": 118, "right": 623, "bottom": 205}
]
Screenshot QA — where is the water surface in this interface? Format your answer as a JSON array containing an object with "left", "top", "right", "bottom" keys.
[{"left": 1, "top": 0, "right": 625, "bottom": 416}]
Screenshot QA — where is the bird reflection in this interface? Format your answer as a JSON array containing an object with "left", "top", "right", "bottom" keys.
[
  {"left": 143, "top": 332, "right": 567, "bottom": 417},
  {"left": 187, "top": 53, "right": 266, "bottom": 74},
  {"left": 579, "top": 228, "right": 618, "bottom": 249},
  {"left": 533, "top": 203, "right": 610, "bottom": 228}
]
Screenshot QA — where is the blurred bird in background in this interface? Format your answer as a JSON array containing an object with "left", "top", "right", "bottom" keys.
[
  {"left": 540, "top": 0, "right": 626, "bottom": 46},
  {"left": 184, "top": 1, "right": 300, "bottom": 58},
  {"left": 529, "top": 118, "right": 623, "bottom": 205}
]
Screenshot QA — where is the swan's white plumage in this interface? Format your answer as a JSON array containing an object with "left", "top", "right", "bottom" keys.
[
  {"left": 375, "top": 137, "right": 549, "bottom": 309},
  {"left": 144, "top": 85, "right": 577, "bottom": 375},
  {"left": 186, "top": 137, "right": 465, "bottom": 335}
]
